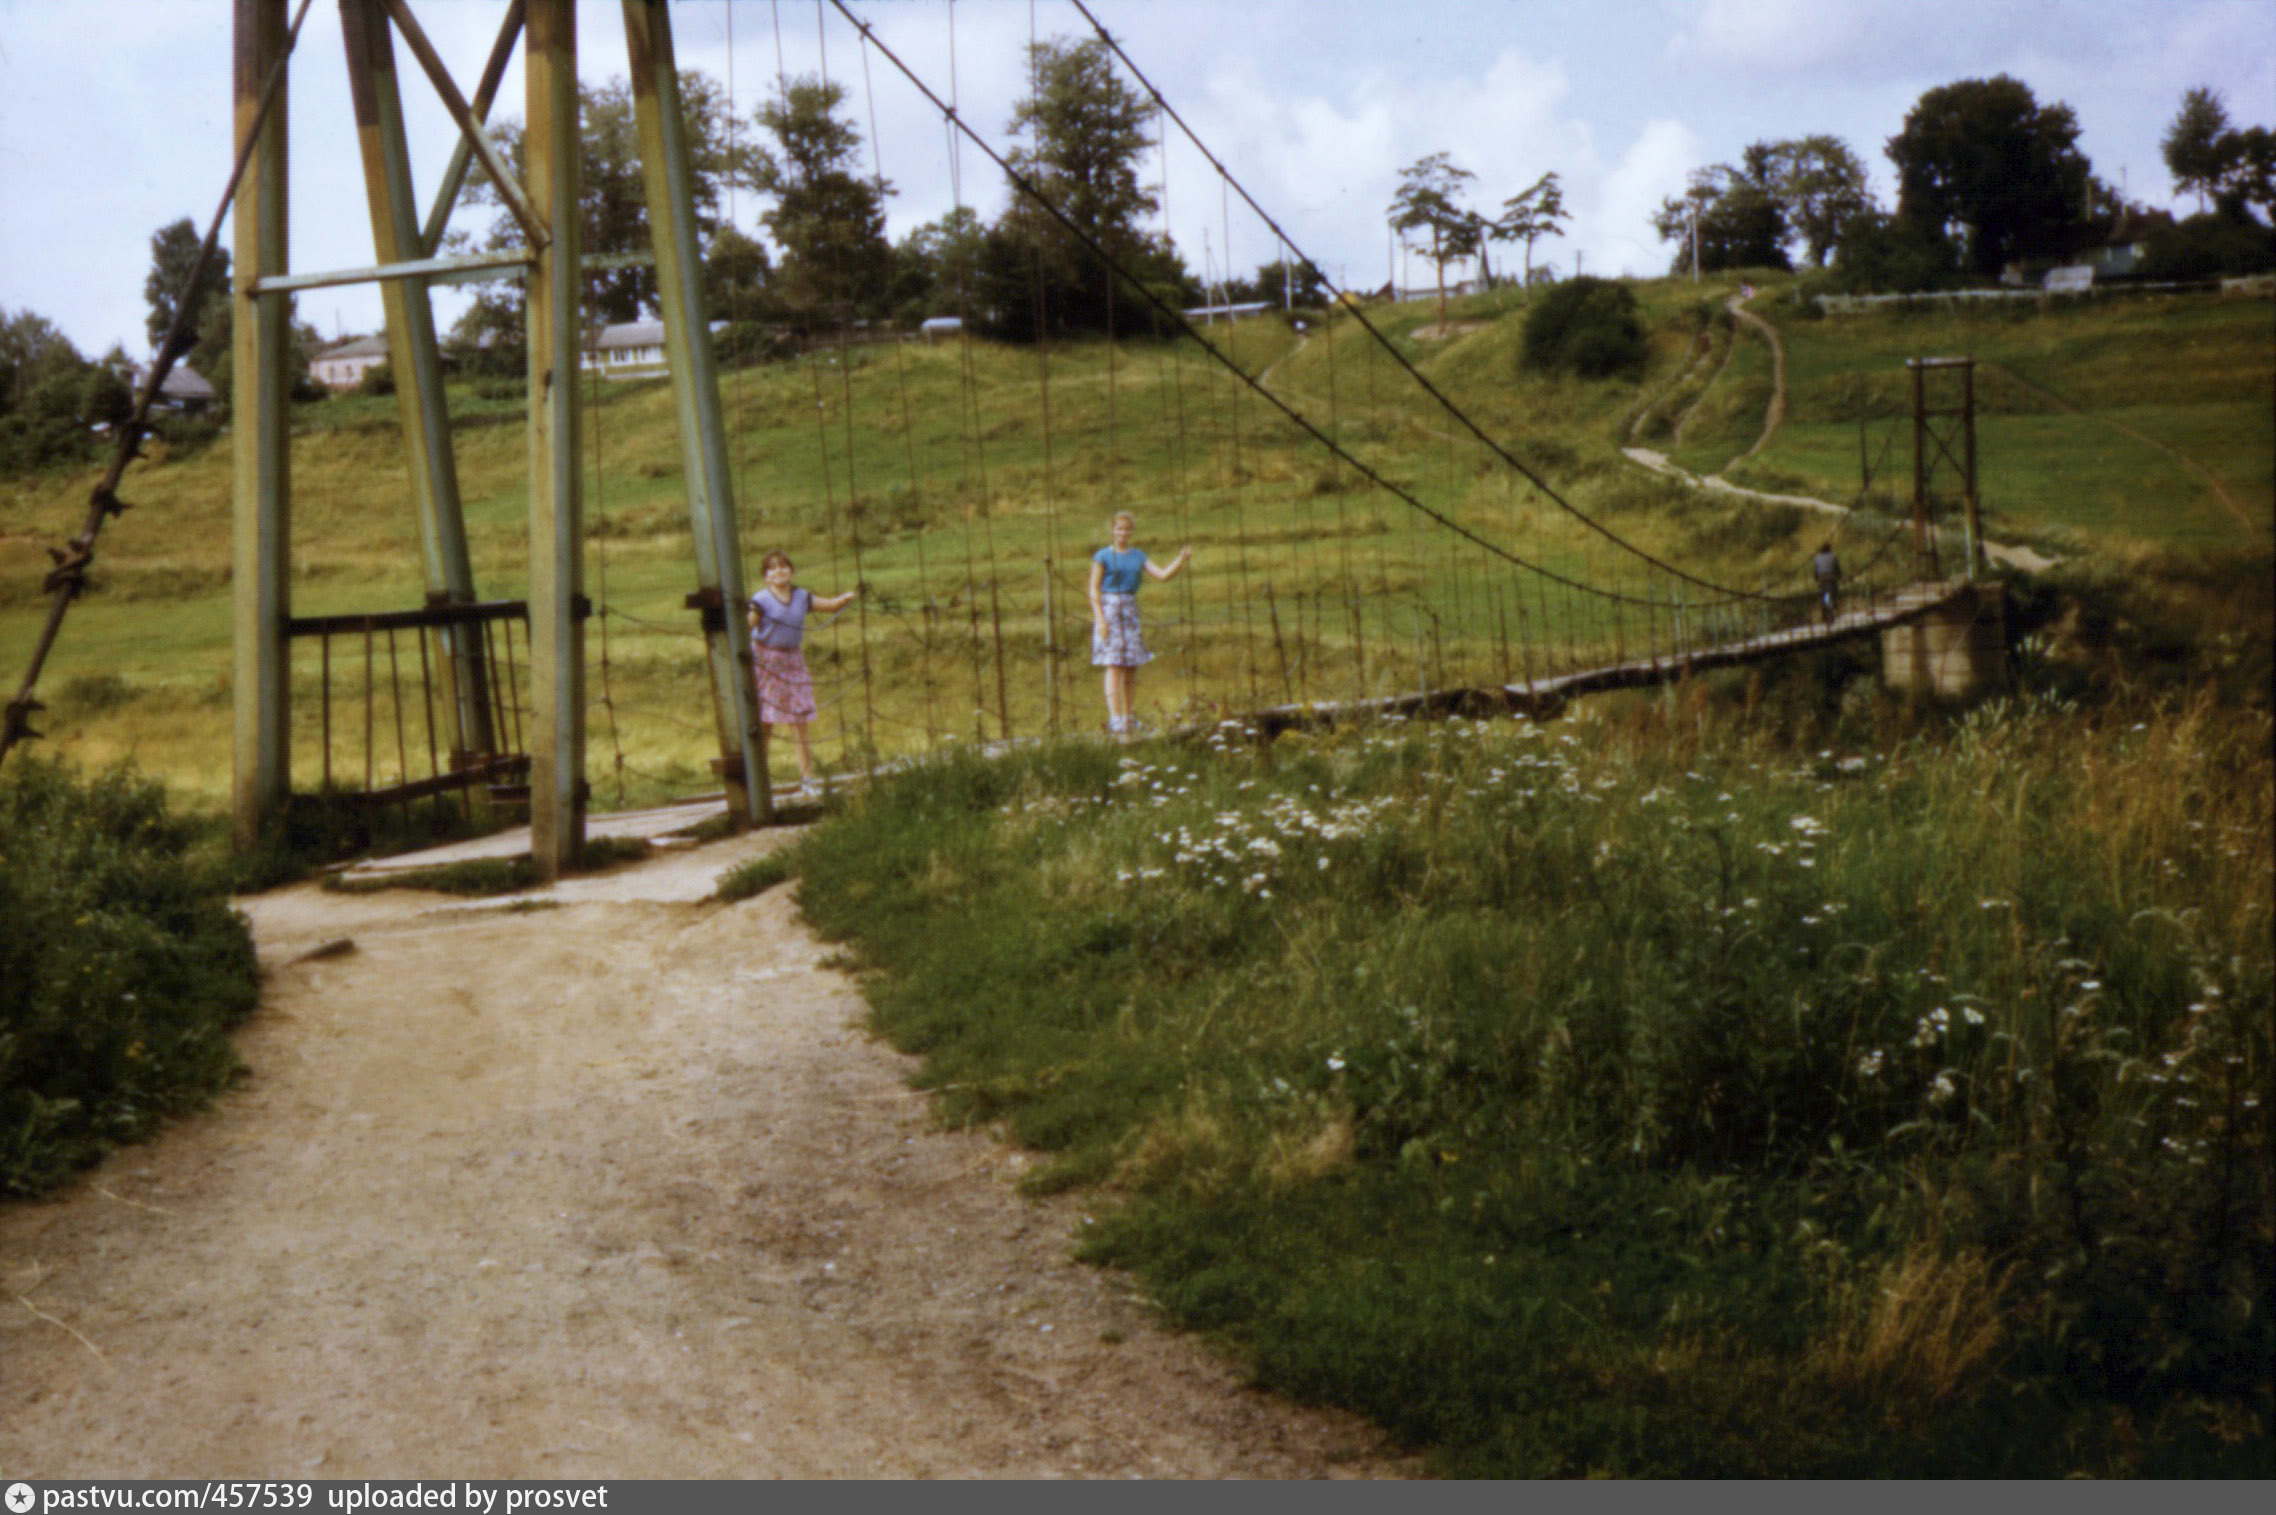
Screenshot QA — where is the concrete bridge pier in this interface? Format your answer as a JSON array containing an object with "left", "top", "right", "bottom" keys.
[{"left": 1882, "top": 580, "right": 2008, "bottom": 698}]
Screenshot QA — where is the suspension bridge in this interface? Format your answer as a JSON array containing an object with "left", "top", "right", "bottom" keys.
[{"left": 0, "top": 0, "right": 2009, "bottom": 876}]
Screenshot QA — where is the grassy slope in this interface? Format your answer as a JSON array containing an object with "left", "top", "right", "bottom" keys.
[{"left": 2, "top": 278, "right": 2268, "bottom": 804}]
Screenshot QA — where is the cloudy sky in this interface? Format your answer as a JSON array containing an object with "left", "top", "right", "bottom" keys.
[{"left": 2, "top": 0, "right": 2271, "bottom": 359}]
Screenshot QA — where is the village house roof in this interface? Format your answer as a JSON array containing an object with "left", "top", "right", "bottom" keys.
[
  {"left": 315, "top": 333, "right": 389, "bottom": 361},
  {"left": 589, "top": 321, "right": 666, "bottom": 352}
]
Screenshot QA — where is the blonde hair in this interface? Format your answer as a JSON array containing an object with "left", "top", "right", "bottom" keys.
[{"left": 1110, "top": 511, "right": 1136, "bottom": 529}]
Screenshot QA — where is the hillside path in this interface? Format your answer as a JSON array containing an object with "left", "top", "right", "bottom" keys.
[
  {"left": 1, "top": 834, "right": 1406, "bottom": 1479},
  {"left": 1622, "top": 294, "right": 2060, "bottom": 574}
]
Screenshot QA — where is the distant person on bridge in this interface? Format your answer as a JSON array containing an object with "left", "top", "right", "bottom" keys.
[
  {"left": 1089, "top": 511, "right": 1192, "bottom": 736},
  {"left": 1812, "top": 542, "right": 1841, "bottom": 625},
  {"left": 748, "top": 550, "right": 857, "bottom": 797}
]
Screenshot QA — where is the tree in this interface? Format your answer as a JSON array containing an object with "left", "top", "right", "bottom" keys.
[
  {"left": 0, "top": 308, "right": 98, "bottom": 472},
  {"left": 1756, "top": 136, "right": 1873, "bottom": 267},
  {"left": 890, "top": 206, "right": 991, "bottom": 324},
  {"left": 753, "top": 76, "right": 891, "bottom": 327},
  {"left": 702, "top": 224, "right": 774, "bottom": 327},
  {"left": 1492, "top": 171, "right": 1570, "bottom": 290},
  {"left": 1389, "top": 152, "right": 1479, "bottom": 323},
  {"left": 1887, "top": 75, "right": 2092, "bottom": 277},
  {"left": 1832, "top": 208, "right": 1959, "bottom": 292},
  {"left": 2164, "top": 87, "right": 2234, "bottom": 213},
  {"left": 1247, "top": 256, "right": 1330, "bottom": 309},
  {"left": 468, "top": 71, "right": 756, "bottom": 322},
  {"left": 143, "top": 217, "right": 230, "bottom": 366},
  {"left": 993, "top": 36, "right": 1163, "bottom": 338},
  {"left": 1652, "top": 160, "right": 1788, "bottom": 274},
  {"left": 2216, "top": 125, "right": 2276, "bottom": 225}
]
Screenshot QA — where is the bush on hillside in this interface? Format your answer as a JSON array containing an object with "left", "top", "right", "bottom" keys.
[
  {"left": 0, "top": 759, "right": 258, "bottom": 1194},
  {"left": 2140, "top": 213, "right": 2276, "bottom": 281},
  {"left": 1520, "top": 276, "right": 1648, "bottom": 379}
]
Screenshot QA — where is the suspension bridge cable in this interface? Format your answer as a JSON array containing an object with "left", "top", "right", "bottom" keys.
[
  {"left": 1061, "top": 0, "right": 1776, "bottom": 608},
  {"left": 828, "top": 1, "right": 1688, "bottom": 614}
]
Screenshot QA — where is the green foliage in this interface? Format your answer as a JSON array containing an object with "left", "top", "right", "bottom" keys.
[
  {"left": 785, "top": 687, "right": 2273, "bottom": 1475},
  {"left": 0, "top": 306, "right": 103, "bottom": 473},
  {"left": 989, "top": 36, "right": 1175, "bottom": 340},
  {"left": 1521, "top": 276, "right": 1648, "bottom": 378},
  {"left": 467, "top": 71, "right": 754, "bottom": 324},
  {"left": 755, "top": 77, "right": 892, "bottom": 325},
  {"left": 2141, "top": 213, "right": 2276, "bottom": 280},
  {"left": 143, "top": 216, "right": 228, "bottom": 367},
  {"left": 0, "top": 759, "right": 257, "bottom": 1194},
  {"left": 1888, "top": 75, "right": 2093, "bottom": 276}
]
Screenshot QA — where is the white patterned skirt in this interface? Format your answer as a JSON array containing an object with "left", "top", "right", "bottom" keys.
[{"left": 1091, "top": 593, "right": 1151, "bottom": 668}]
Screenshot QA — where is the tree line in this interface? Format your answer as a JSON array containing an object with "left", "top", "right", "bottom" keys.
[
  {"left": 1396, "top": 75, "right": 2274, "bottom": 300},
  {"left": 448, "top": 36, "right": 1226, "bottom": 371}
]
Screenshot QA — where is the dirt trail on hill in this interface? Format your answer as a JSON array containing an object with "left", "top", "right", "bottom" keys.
[{"left": 0, "top": 835, "right": 1406, "bottom": 1479}]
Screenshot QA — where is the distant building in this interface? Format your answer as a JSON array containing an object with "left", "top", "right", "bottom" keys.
[
  {"left": 123, "top": 361, "right": 217, "bottom": 413},
  {"left": 312, "top": 334, "right": 389, "bottom": 390},
  {"left": 586, "top": 320, "right": 666, "bottom": 377},
  {"left": 919, "top": 315, "right": 963, "bottom": 343},
  {"left": 1181, "top": 300, "right": 1272, "bottom": 323}
]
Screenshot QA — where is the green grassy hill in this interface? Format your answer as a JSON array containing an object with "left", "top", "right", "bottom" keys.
[{"left": 2, "top": 275, "right": 2268, "bottom": 805}]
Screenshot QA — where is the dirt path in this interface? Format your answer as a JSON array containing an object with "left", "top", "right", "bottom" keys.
[
  {"left": 1621, "top": 295, "right": 2061, "bottom": 575},
  {"left": 1, "top": 834, "right": 1407, "bottom": 1479},
  {"left": 1719, "top": 295, "right": 1788, "bottom": 471}
]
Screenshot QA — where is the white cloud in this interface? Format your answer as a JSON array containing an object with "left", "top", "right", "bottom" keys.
[{"left": 1585, "top": 119, "right": 1702, "bottom": 278}]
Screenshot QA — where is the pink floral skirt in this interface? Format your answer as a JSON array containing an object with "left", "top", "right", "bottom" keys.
[{"left": 752, "top": 643, "right": 816, "bottom": 724}]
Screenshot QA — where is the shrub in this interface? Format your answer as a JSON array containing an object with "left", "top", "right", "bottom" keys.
[
  {"left": 1520, "top": 276, "right": 1648, "bottom": 379},
  {"left": 0, "top": 759, "right": 259, "bottom": 1194}
]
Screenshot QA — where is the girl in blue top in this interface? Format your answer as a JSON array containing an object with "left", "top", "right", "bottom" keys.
[
  {"left": 746, "top": 549, "right": 858, "bottom": 795},
  {"left": 1087, "top": 510, "right": 1192, "bottom": 735}
]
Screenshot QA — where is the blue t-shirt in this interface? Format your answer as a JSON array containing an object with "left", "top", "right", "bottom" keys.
[
  {"left": 1094, "top": 546, "right": 1148, "bottom": 594},
  {"left": 750, "top": 586, "right": 813, "bottom": 650}
]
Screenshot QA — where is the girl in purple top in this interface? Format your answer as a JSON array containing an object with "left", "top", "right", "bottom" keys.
[
  {"left": 1087, "top": 510, "right": 1192, "bottom": 735},
  {"left": 747, "top": 550, "right": 857, "bottom": 795}
]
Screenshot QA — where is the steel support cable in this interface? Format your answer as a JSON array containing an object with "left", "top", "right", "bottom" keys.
[
  {"left": 586, "top": 360, "right": 632, "bottom": 807},
  {"left": 810, "top": 0, "right": 860, "bottom": 768},
  {"left": 1153, "top": 97, "right": 1201, "bottom": 709},
  {"left": 1061, "top": 0, "right": 1772, "bottom": 609},
  {"left": 942, "top": 2, "right": 990, "bottom": 740},
  {"left": 857, "top": 26, "right": 943, "bottom": 746},
  {"left": 1, "top": 0, "right": 318, "bottom": 764},
  {"left": 830, "top": 2, "right": 1686, "bottom": 615}
]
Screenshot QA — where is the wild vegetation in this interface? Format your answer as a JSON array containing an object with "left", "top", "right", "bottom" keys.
[
  {"left": 0, "top": 758, "right": 258, "bottom": 1194},
  {"left": 763, "top": 655, "right": 2271, "bottom": 1475}
]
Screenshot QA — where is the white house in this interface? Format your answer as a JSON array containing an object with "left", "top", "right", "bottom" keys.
[
  {"left": 585, "top": 320, "right": 667, "bottom": 377},
  {"left": 312, "top": 334, "right": 389, "bottom": 390}
]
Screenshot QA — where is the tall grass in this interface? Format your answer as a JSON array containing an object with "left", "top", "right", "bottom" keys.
[{"left": 770, "top": 672, "right": 2272, "bottom": 1475}]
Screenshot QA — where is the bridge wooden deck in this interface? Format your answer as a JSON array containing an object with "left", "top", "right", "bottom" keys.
[{"left": 1238, "top": 577, "right": 1993, "bottom": 736}]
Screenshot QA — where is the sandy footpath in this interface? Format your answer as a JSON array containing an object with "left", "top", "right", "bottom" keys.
[{"left": 0, "top": 833, "right": 1406, "bottom": 1479}]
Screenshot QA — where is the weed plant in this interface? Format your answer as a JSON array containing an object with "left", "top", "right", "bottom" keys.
[
  {"left": 776, "top": 679, "right": 2273, "bottom": 1476},
  {"left": 0, "top": 759, "right": 259, "bottom": 1194}
]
